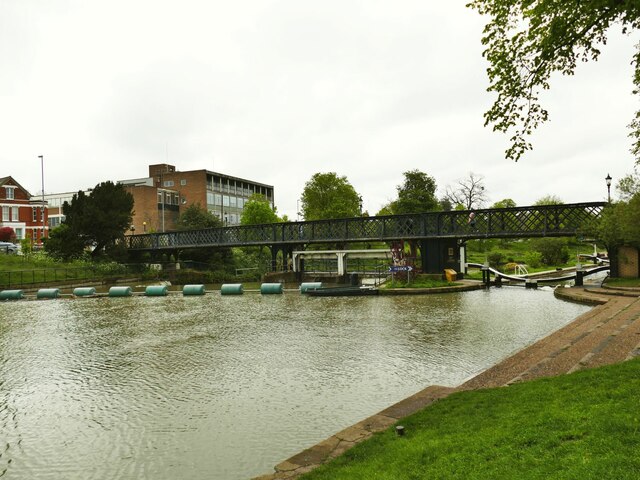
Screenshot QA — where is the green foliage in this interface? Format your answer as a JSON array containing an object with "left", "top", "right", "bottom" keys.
[
  {"left": 617, "top": 171, "right": 640, "bottom": 201},
  {"left": 44, "top": 223, "right": 87, "bottom": 261},
  {"left": 591, "top": 195, "right": 640, "bottom": 261},
  {"left": 534, "top": 195, "right": 563, "bottom": 206},
  {"left": 467, "top": 0, "right": 640, "bottom": 161},
  {"left": 300, "top": 172, "right": 361, "bottom": 220},
  {"left": 300, "top": 358, "right": 640, "bottom": 480},
  {"left": 524, "top": 251, "right": 543, "bottom": 269},
  {"left": 532, "top": 237, "right": 570, "bottom": 266},
  {"left": 376, "top": 203, "right": 394, "bottom": 216},
  {"left": 176, "top": 202, "right": 222, "bottom": 230},
  {"left": 45, "top": 181, "right": 134, "bottom": 261},
  {"left": 491, "top": 198, "right": 516, "bottom": 209},
  {"left": 240, "top": 194, "right": 280, "bottom": 225},
  {"left": 487, "top": 251, "right": 506, "bottom": 268},
  {"left": 384, "top": 276, "right": 459, "bottom": 289},
  {"left": 390, "top": 169, "right": 439, "bottom": 214}
]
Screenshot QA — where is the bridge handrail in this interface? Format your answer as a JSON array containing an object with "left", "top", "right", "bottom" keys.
[{"left": 125, "top": 201, "right": 607, "bottom": 251}]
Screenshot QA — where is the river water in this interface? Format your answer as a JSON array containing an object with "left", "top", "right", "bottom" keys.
[{"left": 0, "top": 288, "right": 589, "bottom": 479}]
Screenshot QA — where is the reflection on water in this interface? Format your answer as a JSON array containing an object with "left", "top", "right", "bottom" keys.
[{"left": 0, "top": 288, "right": 589, "bottom": 479}]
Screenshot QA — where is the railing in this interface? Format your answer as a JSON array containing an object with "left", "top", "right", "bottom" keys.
[
  {"left": 0, "top": 267, "right": 101, "bottom": 289},
  {"left": 125, "top": 202, "right": 606, "bottom": 252},
  {"left": 0, "top": 264, "right": 149, "bottom": 289}
]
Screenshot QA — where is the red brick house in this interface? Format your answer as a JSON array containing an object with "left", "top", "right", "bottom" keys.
[{"left": 0, "top": 176, "right": 48, "bottom": 245}]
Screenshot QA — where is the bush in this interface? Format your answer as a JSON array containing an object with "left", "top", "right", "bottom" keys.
[
  {"left": 524, "top": 251, "right": 542, "bottom": 269},
  {"left": 532, "top": 238, "right": 570, "bottom": 266},
  {"left": 487, "top": 251, "right": 505, "bottom": 268}
]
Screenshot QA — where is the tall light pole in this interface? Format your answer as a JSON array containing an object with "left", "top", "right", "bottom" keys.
[
  {"left": 38, "top": 155, "right": 44, "bottom": 245},
  {"left": 605, "top": 173, "right": 612, "bottom": 203}
]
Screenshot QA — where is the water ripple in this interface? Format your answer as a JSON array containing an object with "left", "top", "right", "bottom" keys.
[{"left": 0, "top": 289, "right": 589, "bottom": 479}]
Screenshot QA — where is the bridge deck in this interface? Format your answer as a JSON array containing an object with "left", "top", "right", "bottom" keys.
[{"left": 125, "top": 202, "right": 605, "bottom": 251}]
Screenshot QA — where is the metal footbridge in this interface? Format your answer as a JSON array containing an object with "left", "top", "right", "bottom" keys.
[
  {"left": 125, "top": 202, "right": 605, "bottom": 274},
  {"left": 126, "top": 202, "right": 605, "bottom": 249}
]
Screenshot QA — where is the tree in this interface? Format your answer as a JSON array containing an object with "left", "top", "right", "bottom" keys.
[
  {"left": 300, "top": 172, "right": 361, "bottom": 220},
  {"left": 176, "top": 203, "right": 222, "bottom": 230},
  {"left": 534, "top": 195, "right": 563, "bottom": 206},
  {"left": 467, "top": 0, "right": 640, "bottom": 161},
  {"left": 174, "top": 202, "right": 233, "bottom": 268},
  {"left": 45, "top": 181, "right": 134, "bottom": 260},
  {"left": 0, "top": 226, "right": 16, "bottom": 242},
  {"left": 44, "top": 223, "right": 87, "bottom": 261},
  {"left": 491, "top": 198, "right": 516, "bottom": 209},
  {"left": 390, "top": 169, "right": 439, "bottom": 214},
  {"left": 445, "top": 172, "right": 487, "bottom": 210},
  {"left": 617, "top": 169, "right": 640, "bottom": 201},
  {"left": 240, "top": 194, "right": 280, "bottom": 225}
]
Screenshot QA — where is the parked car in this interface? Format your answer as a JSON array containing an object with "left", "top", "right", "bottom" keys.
[{"left": 0, "top": 242, "right": 19, "bottom": 254}]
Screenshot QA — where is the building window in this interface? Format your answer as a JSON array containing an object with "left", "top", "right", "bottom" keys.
[
  {"left": 157, "top": 192, "right": 163, "bottom": 204},
  {"left": 180, "top": 179, "right": 187, "bottom": 186},
  {"left": 14, "top": 228, "right": 23, "bottom": 240},
  {"left": 230, "top": 196, "right": 237, "bottom": 208},
  {"left": 32, "top": 207, "right": 37, "bottom": 222},
  {"left": 5, "top": 187, "right": 15, "bottom": 200},
  {"left": 2, "top": 206, "right": 8, "bottom": 221},
  {"left": 11, "top": 206, "right": 18, "bottom": 221},
  {"left": 223, "top": 196, "right": 230, "bottom": 207},
  {"left": 163, "top": 180, "right": 174, "bottom": 187}
]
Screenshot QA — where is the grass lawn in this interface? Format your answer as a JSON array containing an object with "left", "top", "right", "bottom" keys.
[
  {"left": 604, "top": 277, "right": 640, "bottom": 288},
  {"left": 382, "top": 277, "right": 461, "bottom": 289},
  {"left": 300, "top": 359, "right": 640, "bottom": 480}
]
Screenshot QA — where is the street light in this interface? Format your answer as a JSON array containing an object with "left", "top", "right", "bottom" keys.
[
  {"left": 38, "top": 155, "right": 44, "bottom": 245},
  {"left": 605, "top": 173, "right": 612, "bottom": 202}
]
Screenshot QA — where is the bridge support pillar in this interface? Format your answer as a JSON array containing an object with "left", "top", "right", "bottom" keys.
[{"left": 420, "top": 239, "right": 460, "bottom": 275}]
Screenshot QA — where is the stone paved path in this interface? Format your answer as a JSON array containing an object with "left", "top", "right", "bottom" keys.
[{"left": 254, "top": 286, "right": 640, "bottom": 480}]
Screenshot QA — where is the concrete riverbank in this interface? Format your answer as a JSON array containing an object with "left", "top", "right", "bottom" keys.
[{"left": 254, "top": 285, "right": 640, "bottom": 479}]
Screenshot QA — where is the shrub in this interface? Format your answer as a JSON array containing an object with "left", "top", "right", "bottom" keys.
[
  {"left": 524, "top": 251, "right": 542, "bottom": 269},
  {"left": 532, "top": 238, "right": 570, "bottom": 266},
  {"left": 487, "top": 251, "right": 505, "bottom": 268}
]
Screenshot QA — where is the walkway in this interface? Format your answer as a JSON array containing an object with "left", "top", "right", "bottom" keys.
[{"left": 254, "top": 285, "right": 640, "bottom": 479}]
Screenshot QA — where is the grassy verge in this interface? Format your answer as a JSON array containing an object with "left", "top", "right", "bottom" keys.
[
  {"left": 300, "top": 359, "right": 640, "bottom": 480},
  {"left": 604, "top": 277, "right": 640, "bottom": 288},
  {"left": 381, "top": 276, "right": 460, "bottom": 289}
]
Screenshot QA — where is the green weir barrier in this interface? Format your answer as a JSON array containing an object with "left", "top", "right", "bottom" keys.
[
  {"left": 108, "top": 286, "right": 133, "bottom": 297},
  {"left": 36, "top": 288, "right": 60, "bottom": 299},
  {"left": 260, "top": 283, "right": 283, "bottom": 295},
  {"left": 183, "top": 284, "right": 206, "bottom": 296},
  {"left": 221, "top": 284, "right": 244, "bottom": 295},
  {"left": 300, "top": 282, "right": 323, "bottom": 294},
  {"left": 0, "top": 290, "right": 24, "bottom": 300},
  {"left": 145, "top": 285, "right": 168, "bottom": 297},
  {"left": 73, "top": 287, "right": 97, "bottom": 297}
]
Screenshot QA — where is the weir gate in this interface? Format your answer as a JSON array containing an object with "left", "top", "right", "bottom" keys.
[{"left": 125, "top": 202, "right": 606, "bottom": 274}]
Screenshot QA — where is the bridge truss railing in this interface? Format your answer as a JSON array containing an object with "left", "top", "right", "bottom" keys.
[{"left": 125, "top": 202, "right": 605, "bottom": 251}]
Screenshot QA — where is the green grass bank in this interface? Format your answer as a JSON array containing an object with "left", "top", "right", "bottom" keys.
[{"left": 300, "top": 359, "right": 640, "bottom": 480}]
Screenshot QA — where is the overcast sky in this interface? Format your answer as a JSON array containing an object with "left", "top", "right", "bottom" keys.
[{"left": 2, "top": 1, "right": 638, "bottom": 218}]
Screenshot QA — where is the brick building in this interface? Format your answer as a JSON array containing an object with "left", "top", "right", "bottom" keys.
[
  {"left": 118, "top": 177, "right": 180, "bottom": 233},
  {"left": 119, "top": 164, "right": 275, "bottom": 233},
  {"left": 0, "top": 176, "right": 48, "bottom": 244}
]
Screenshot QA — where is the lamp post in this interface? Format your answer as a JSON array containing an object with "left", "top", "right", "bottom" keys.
[
  {"left": 38, "top": 155, "right": 44, "bottom": 245},
  {"left": 605, "top": 173, "right": 612, "bottom": 203}
]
